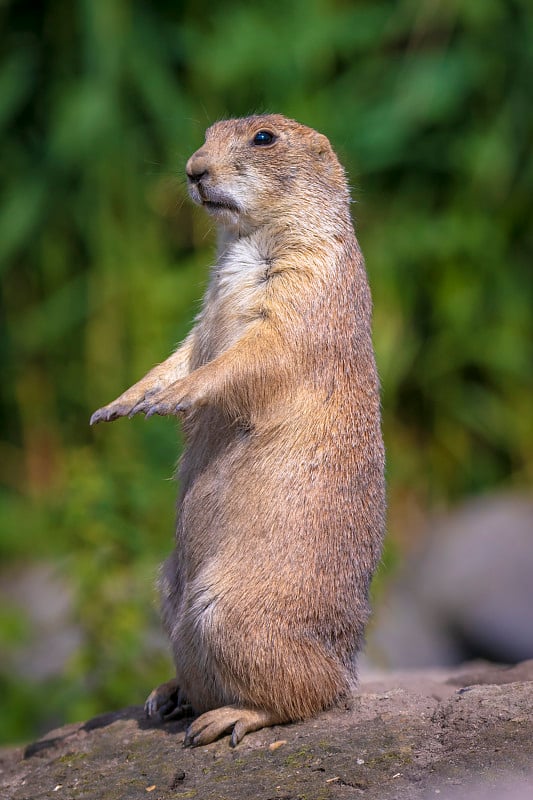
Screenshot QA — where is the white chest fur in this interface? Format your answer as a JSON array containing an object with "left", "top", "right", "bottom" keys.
[
  {"left": 216, "top": 235, "right": 271, "bottom": 306},
  {"left": 196, "top": 233, "right": 273, "bottom": 362}
]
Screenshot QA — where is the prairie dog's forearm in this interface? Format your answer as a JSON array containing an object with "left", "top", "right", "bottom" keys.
[
  {"left": 154, "top": 330, "right": 196, "bottom": 385},
  {"left": 140, "top": 319, "right": 289, "bottom": 421},
  {"left": 176, "top": 321, "right": 287, "bottom": 415}
]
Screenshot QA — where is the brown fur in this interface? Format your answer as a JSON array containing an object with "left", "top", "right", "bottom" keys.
[{"left": 90, "top": 114, "right": 386, "bottom": 746}]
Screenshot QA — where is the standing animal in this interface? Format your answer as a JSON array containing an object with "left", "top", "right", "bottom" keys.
[{"left": 90, "top": 114, "right": 386, "bottom": 746}]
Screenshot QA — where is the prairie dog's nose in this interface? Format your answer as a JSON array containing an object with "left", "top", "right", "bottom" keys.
[{"left": 186, "top": 151, "right": 209, "bottom": 183}]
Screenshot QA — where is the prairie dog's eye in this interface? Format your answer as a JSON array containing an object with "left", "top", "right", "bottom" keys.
[{"left": 252, "top": 130, "right": 276, "bottom": 146}]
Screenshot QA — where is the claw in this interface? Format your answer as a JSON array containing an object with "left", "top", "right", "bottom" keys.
[
  {"left": 183, "top": 722, "right": 206, "bottom": 747},
  {"left": 90, "top": 405, "right": 122, "bottom": 425},
  {"left": 90, "top": 408, "right": 110, "bottom": 426},
  {"left": 145, "top": 404, "right": 161, "bottom": 419},
  {"left": 128, "top": 401, "right": 147, "bottom": 418}
]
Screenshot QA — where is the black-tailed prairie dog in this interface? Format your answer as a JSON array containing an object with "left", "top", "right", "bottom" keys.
[{"left": 90, "top": 114, "right": 386, "bottom": 746}]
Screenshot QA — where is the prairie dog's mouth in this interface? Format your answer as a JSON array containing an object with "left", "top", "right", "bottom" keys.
[
  {"left": 188, "top": 182, "right": 240, "bottom": 215},
  {"left": 202, "top": 199, "right": 240, "bottom": 213}
]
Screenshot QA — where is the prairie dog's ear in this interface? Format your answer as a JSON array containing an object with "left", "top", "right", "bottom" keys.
[
  {"left": 312, "top": 132, "right": 333, "bottom": 159},
  {"left": 311, "top": 131, "right": 344, "bottom": 181}
]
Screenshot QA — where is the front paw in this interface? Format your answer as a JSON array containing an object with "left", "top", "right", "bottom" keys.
[
  {"left": 90, "top": 387, "right": 158, "bottom": 425},
  {"left": 125, "top": 387, "right": 166, "bottom": 418},
  {"left": 144, "top": 392, "right": 193, "bottom": 419},
  {"left": 90, "top": 401, "right": 132, "bottom": 425}
]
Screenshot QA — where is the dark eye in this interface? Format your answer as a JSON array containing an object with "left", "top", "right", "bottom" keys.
[{"left": 252, "top": 130, "right": 276, "bottom": 146}]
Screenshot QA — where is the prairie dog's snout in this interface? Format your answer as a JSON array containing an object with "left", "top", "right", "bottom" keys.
[
  {"left": 186, "top": 150, "right": 214, "bottom": 205},
  {"left": 186, "top": 151, "right": 209, "bottom": 184},
  {"left": 186, "top": 141, "right": 243, "bottom": 222}
]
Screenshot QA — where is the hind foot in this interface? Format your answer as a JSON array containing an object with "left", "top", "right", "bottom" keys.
[
  {"left": 145, "top": 678, "right": 193, "bottom": 721},
  {"left": 184, "top": 705, "right": 283, "bottom": 748}
]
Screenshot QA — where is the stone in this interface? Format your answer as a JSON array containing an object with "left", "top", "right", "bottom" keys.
[{"left": 1, "top": 661, "right": 532, "bottom": 799}]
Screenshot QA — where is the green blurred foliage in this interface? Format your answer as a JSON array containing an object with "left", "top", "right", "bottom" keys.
[{"left": 0, "top": 0, "right": 531, "bottom": 744}]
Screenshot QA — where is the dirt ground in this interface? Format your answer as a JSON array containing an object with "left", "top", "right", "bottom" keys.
[{"left": 1, "top": 661, "right": 532, "bottom": 800}]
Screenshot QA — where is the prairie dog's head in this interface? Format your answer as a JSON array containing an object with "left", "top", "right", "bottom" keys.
[{"left": 186, "top": 114, "right": 349, "bottom": 234}]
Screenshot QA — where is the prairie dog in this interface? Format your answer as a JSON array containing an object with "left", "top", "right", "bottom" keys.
[{"left": 90, "top": 114, "right": 386, "bottom": 747}]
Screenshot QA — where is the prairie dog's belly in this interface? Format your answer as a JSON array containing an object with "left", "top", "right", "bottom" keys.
[{"left": 177, "top": 407, "right": 357, "bottom": 577}]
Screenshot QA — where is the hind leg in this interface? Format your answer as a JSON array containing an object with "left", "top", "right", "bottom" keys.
[
  {"left": 145, "top": 678, "right": 194, "bottom": 721},
  {"left": 184, "top": 705, "right": 283, "bottom": 747}
]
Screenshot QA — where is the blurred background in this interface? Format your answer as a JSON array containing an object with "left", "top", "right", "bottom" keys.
[{"left": 0, "top": 0, "right": 531, "bottom": 745}]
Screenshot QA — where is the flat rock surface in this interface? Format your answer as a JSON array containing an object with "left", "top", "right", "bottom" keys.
[{"left": 1, "top": 661, "right": 532, "bottom": 800}]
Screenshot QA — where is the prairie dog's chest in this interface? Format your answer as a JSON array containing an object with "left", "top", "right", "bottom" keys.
[{"left": 196, "top": 236, "right": 272, "bottom": 361}]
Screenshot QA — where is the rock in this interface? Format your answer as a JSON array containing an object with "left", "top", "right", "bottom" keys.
[{"left": 1, "top": 661, "right": 532, "bottom": 799}]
